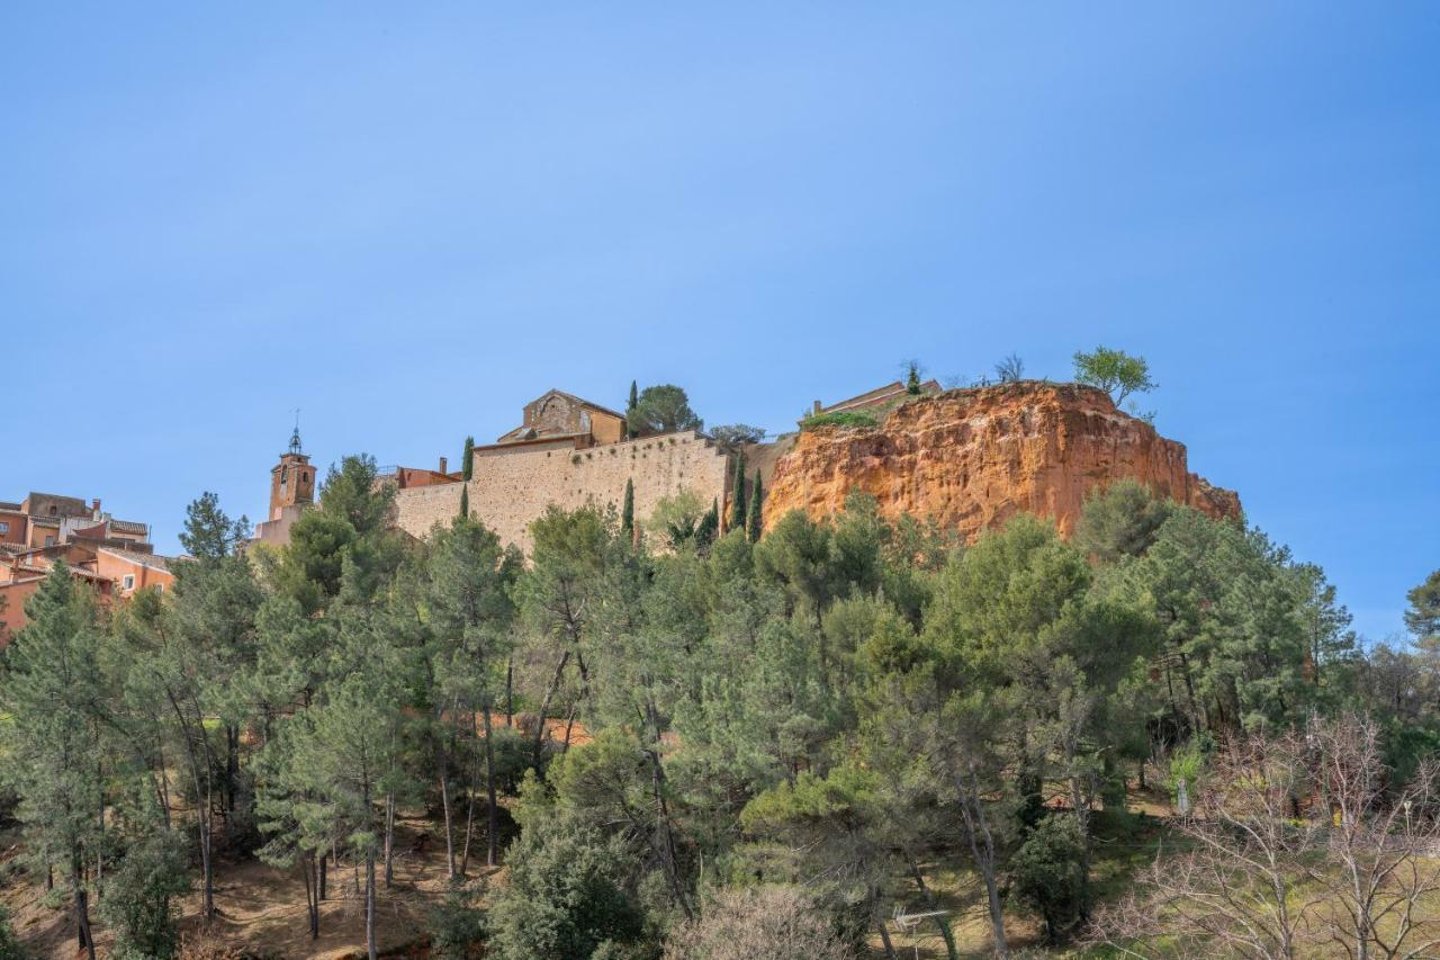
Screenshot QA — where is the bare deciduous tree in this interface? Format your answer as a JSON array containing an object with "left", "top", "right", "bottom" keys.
[
  {"left": 662, "top": 885, "right": 853, "bottom": 960},
  {"left": 1090, "top": 716, "right": 1440, "bottom": 960}
]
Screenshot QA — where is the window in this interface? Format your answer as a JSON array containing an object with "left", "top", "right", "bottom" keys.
[
  {"left": 154, "top": 583, "right": 163, "bottom": 594},
  {"left": 0, "top": 521, "right": 8, "bottom": 534},
  {"left": 122, "top": 574, "right": 135, "bottom": 590},
  {"left": 44, "top": 536, "right": 55, "bottom": 547}
]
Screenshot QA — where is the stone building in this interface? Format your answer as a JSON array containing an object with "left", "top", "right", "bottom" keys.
[
  {"left": 392, "top": 388, "right": 733, "bottom": 552},
  {"left": 496, "top": 389, "right": 628, "bottom": 446}
]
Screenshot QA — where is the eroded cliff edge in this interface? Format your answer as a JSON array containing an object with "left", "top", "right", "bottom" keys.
[{"left": 763, "top": 382, "right": 1240, "bottom": 540}]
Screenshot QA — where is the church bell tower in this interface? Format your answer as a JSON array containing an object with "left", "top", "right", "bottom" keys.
[{"left": 269, "top": 426, "right": 315, "bottom": 521}]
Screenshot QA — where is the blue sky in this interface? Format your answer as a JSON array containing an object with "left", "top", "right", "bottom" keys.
[{"left": 2, "top": 3, "right": 1436, "bottom": 641}]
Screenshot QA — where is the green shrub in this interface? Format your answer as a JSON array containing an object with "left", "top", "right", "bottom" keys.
[
  {"left": 0, "top": 905, "right": 22, "bottom": 960},
  {"left": 100, "top": 830, "right": 191, "bottom": 960},
  {"left": 1010, "top": 815, "right": 1087, "bottom": 944},
  {"left": 799, "top": 411, "right": 878, "bottom": 431},
  {"left": 428, "top": 883, "right": 488, "bottom": 960}
]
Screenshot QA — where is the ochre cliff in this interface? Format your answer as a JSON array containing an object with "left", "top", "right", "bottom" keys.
[{"left": 763, "top": 382, "right": 1240, "bottom": 540}]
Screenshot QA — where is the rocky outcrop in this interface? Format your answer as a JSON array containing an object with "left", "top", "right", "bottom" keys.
[{"left": 763, "top": 382, "right": 1240, "bottom": 540}]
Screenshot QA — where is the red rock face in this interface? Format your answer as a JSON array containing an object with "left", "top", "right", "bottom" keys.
[{"left": 765, "top": 382, "right": 1240, "bottom": 540}]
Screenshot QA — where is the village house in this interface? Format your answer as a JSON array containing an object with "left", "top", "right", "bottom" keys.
[{"left": 0, "top": 492, "right": 173, "bottom": 642}]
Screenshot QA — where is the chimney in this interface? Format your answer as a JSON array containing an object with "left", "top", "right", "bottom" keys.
[
  {"left": 439, "top": 456, "right": 448, "bottom": 475},
  {"left": 91, "top": 498, "right": 101, "bottom": 517},
  {"left": 812, "top": 400, "right": 822, "bottom": 415}
]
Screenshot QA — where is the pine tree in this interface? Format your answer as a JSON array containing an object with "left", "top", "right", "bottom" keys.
[
  {"left": 747, "top": 469, "right": 764, "bottom": 542},
  {"left": 462, "top": 436, "right": 475, "bottom": 481},
  {"left": 621, "top": 478, "right": 635, "bottom": 536},
  {"left": 907, "top": 361, "right": 922, "bottom": 395},
  {"left": 0, "top": 564, "right": 105, "bottom": 960},
  {"left": 729, "top": 452, "right": 747, "bottom": 532}
]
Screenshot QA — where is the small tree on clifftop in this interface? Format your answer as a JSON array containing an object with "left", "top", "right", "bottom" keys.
[
  {"left": 995, "top": 353, "right": 1025, "bottom": 383},
  {"left": 631, "top": 384, "right": 702, "bottom": 435},
  {"left": 1073, "top": 346, "right": 1155, "bottom": 407}
]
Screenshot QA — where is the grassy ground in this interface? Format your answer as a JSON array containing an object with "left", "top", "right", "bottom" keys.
[
  {"left": 0, "top": 782, "right": 1183, "bottom": 959},
  {"left": 0, "top": 813, "right": 492, "bottom": 960}
]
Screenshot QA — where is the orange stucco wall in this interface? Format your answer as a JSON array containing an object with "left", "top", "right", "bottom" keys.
[
  {"left": 0, "top": 578, "right": 42, "bottom": 646},
  {"left": 95, "top": 551, "right": 175, "bottom": 599}
]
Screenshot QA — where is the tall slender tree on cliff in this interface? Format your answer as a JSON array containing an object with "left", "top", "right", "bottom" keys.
[
  {"left": 461, "top": 435, "right": 474, "bottom": 517},
  {"left": 621, "top": 478, "right": 635, "bottom": 537},
  {"left": 729, "top": 452, "right": 747, "bottom": 532},
  {"left": 747, "top": 470, "right": 764, "bottom": 542},
  {"left": 907, "top": 360, "right": 923, "bottom": 394},
  {"left": 626, "top": 381, "right": 639, "bottom": 439}
]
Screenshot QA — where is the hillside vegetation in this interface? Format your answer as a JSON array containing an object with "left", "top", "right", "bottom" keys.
[{"left": 1, "top": 455, "right": 1437, "bottom": 960}]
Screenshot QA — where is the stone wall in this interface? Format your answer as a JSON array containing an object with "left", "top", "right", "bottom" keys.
[{"left": 393, "top": 430, "right": 731, "bottom": 552}]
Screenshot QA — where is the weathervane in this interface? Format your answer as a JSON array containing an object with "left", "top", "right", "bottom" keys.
[{"left": 289, "top": 408, "right": 304, "bottom": 455}]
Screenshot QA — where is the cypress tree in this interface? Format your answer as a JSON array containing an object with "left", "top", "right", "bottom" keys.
[
  {"left": 907, "top": 361, "right": 922, "bottom": 395},
  {"left": 729, "top": 452, "right": 747, "bottom": 531},
  {"left": 462, "top": 436, "right": 475, "bottom": 480},
  {"left": 621, "top": 478, "right": 635, "bottom": 535},
  {"left": 747, "top": 469, "right": 764, "bottom": 542},
  {"left": 459, "top": 485, "right": 469, "bottom": 519},
  {"left": 626, "top": 381, "right": 639, "bottom": 439}
]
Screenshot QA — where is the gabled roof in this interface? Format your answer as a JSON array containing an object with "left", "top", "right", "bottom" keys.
[{"left": 531, "top": 389, "right": 627, "bottom": 421}]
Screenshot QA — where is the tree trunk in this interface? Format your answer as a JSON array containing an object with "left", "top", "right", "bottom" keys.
[
  {"left": 459, "top": 746, "right": 479, "bottom": 879},
  {"left": 303, "top": 853, "right": 320, "bottom": 940},
  {"left": 365, "top": 852, "right": 377, "bottom": 960},
  {"left": 876, "top": 917, "right": 898, "bottom": 959},
  {"left": 166, "top": 688, "right": 215, "bottom": 919},
  {"left": 532, "top": 650, "right": 571, "bottom": 766},
  {"left": 644, "top": 701, "right": 692, "bottom": 920},
  {"left": 73, "top": 856, "right": 96, "bottom": 960},
  {"left": 484, "top": 702, "right": 500, "bottom": 867},
  {"left": 909, "top": 857, "right": 959, "bottom": 960},
  {"left": 439, "top": 768, "right": 456, "bottom": 880},
  {"left": 319, "top": 851, "right": 327, "bottom": 901},
  {"left": 562, "top": 701, "right": 577, "bottom": 754},
  {"left": 958, "top": 768, "right": 1008, "bottom": 958},
  {"left": 505, "top": 657, "right": 514, "bottom": 727},
  {"left": 383, "top": 793, "right": 396, "bottom": 888},
  {"left": 1068, "top": 773, "right": 1093, "bottom": 924}
]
